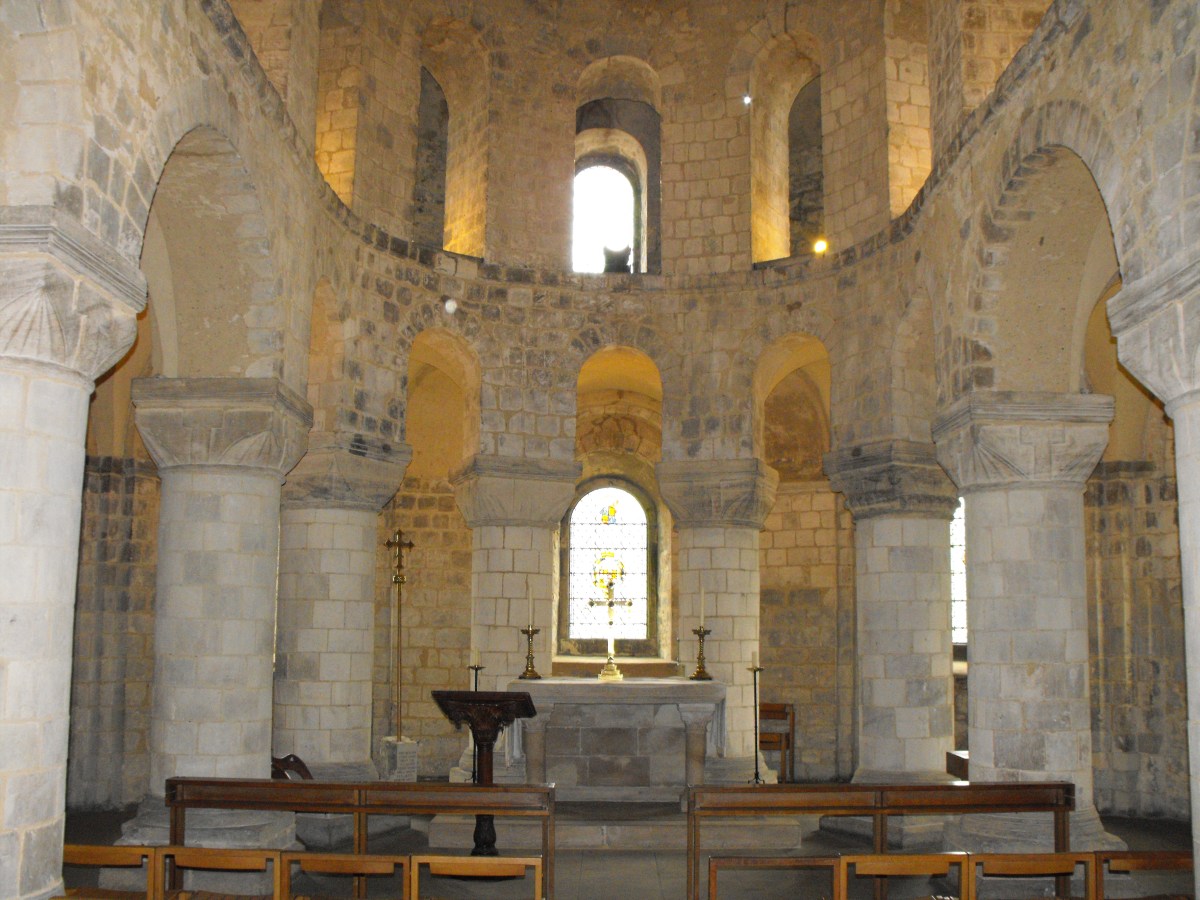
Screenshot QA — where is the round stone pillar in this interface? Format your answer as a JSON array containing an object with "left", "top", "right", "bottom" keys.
[
  {"left": 451, "top": 456, "right": 580, "bottom": 690},
  {"left": 1108, "top": 266, "right": 1200, "bottom": 889},
  {"left": 934, "top": 391, "right": 1120, "bottom": 851},
  {"left": 0, "top": 210, "right": 143, "bottom": 900},
  {"left": 274, "top": 439, "right": 410, "bottom": 774},
  {"left": 132, "top": 378, "right": 310, "bottom": 790},
  {"left": 658, "top": 458, "right": 778, "bottom": 765},
  {"left": 825, "top": 441, "right": 959, "bottom": 785}
]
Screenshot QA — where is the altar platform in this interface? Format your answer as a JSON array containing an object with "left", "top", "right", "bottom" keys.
[{"left": 503, "top": 676, "right": 727, "bottom": 803}]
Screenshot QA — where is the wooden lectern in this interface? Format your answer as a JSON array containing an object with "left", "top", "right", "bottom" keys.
[{"left": 432, "top": 690, "right": 537, "bottom": 856}]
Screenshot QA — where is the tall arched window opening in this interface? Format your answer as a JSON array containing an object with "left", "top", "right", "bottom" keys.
[
  {"left": 558, "top": 479, "right": 659, "bottom": 657},
  {"left": 572, "top": 164, "right": 635, "bottom": 273},
  {"left": 788, "top": 77, "right": 824, "bottom": 256},
  {"left": 412, "top": 67, "right": 449, "bottom": 248}
]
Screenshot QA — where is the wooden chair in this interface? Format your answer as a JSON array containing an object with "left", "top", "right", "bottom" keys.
[
  {"left": 280, "top": 851, "right": 408, "bottom": 900},
  {"left": 408, "top": 854, "right": 543, "bottom": 900},
  {"left": 1094, "top": 850, "right": 1193, "bottom": 898},
  {"left": 60, "top": 845, "right": 159, "bottom": 899},
  {"left": 971, "top": 852, "right": 1096, "bottom": 900},
  {"left": 838, "top": 852, "right": 972, "bottom": 900},
  {"left": 759, "top": 702, "right": 795, "bottom": 783},
  {"left": 708, "top": 855, "right": 840, "bottom": 900},
  {"left": 157, "top": 846, "right": 282, "bottom": 899}
]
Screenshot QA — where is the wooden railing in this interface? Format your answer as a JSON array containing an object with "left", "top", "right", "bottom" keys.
[
  {"left": 688, "top": 780, "right": 1076, "bottom": 900},
  {"left": 164, "top": 776, "right": 554, "bottom": 898}
]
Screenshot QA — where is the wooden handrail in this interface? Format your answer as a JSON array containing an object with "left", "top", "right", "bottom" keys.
[
  {"left": 686, "top": 780, "right": 1075, "bottom": 900},
  {"left": 163, "top": 777, "right": 554, "bottom": 899}
]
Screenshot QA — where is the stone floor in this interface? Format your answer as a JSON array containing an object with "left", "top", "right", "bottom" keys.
[{"left": 64, "top": 804, "right": 1193, "bottom": 899}]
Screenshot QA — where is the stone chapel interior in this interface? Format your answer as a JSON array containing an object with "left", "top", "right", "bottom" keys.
[{"left": 4, "top": 0, "right": 1200, "bottom": 897}]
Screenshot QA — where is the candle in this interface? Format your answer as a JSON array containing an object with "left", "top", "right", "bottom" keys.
[
  {"left": 471, "top": 648, "right": 479, "bottom": 667},
  {"left": 528, "top": 586, "right": 534, "bottom": 630},
  {"left": 751, "top": 651, "right": 759, "bottom": 668},
  {"left": 699, "top": 586, "right": 706, "bottom": 628}
]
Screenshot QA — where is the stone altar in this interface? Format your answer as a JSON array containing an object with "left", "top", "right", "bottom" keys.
[{"left": 506, "top": 677, "right": 726, "bottom": 802}]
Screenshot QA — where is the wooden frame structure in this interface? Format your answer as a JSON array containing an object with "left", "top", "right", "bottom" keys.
[
  {"left": 686, "top": 781, "right": 1075, "bottom": 900},
  {"left": 164, "top": 777, "right": 554, "bottom": 898}
]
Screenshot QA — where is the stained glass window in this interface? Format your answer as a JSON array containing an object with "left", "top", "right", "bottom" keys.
[{"left": 567, "top": 486, "right": 649, "bottom": 640}]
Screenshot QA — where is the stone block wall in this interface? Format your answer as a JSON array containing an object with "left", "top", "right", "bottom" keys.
[
  {"left": 68, "top": 457, "right": 158, "bottom": 808},
  {"left": 1085, "top": 462, "right": 1188, "bottom": 818},
  {"left": 374, "top": 477, "right": 473, "bottom": 777},
  {"left": 759, "top": 481, "right": 855, "bottom": 781},
  {"left": 315, "top": 3, "right": 362, "bottom": 207},
  {"left": 884, "top": 0, "right": 932, "bottom": 216}
]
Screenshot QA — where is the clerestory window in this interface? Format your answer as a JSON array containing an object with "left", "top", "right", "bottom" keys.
[
  {"left": 557, "top": 479, "right": 659, "bottom": 657},
  {"left": 572, "top": 164, "right": 636, "bottom": 273}
]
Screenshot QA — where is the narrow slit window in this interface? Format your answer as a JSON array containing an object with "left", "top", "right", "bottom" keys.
[{"left": 950, "top": 498, "right": 967, "bottom": 645}]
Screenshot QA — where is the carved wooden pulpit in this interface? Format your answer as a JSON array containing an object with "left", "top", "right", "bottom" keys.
[{"left": 432, "top": 689, "right": 537, "bottom": 856}]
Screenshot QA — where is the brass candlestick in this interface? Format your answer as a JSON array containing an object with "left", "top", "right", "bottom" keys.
[
  {"left": 518, "top": 627, "right": 541, "bottom": 679},
  {"left": 690, "top": 627, "right": 713, "bottom": 680},
  {"left": 749, "top": 663, "right": 765, "bottom": 784}
]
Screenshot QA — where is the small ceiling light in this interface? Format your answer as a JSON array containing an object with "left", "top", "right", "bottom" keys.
[
  {"left": 812, "top": 238, "right": 828, "bottom": 254},
  {"left": 443, "top": 297, "right": 458, "bottom": 314},
  {"left": 743, "top": 94, "right": 752, "bottom": 106}
]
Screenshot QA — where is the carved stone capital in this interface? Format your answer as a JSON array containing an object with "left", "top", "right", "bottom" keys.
[
  {"left": 932, "top": 391, "right": 1113, "bottom": 492},
  {"left": 677, "top": 703, "right": 717, "bottom": 730},
  {"left": 132, "top": 377, "right": 312, "bottom": 476},
  {"left": 0, "top": 206, "right": 146, "bottom": 380},
  {"left": 283, "top": 434, "right": 412, "bottom": 510},
  {"left": 823, "top": 440, "right": 958, "bottom": 520},
  {"left": 1107, "top": 260, "right": 1200, "bottom": 409},
  {"left": 656, "top": 458, "right": 779, "bottom": 529},
  {"left": 451, "top": 455, "right": 581, "bottom": 528}
]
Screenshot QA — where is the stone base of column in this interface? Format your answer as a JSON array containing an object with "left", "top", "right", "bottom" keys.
[
  {"left": 820, "top": 769, "right": 956, "bottom": 849},
  {"left": 943, "top": 805, "right": 1125, "bottom": 853},
  {"left": 292, "top": 760, "right": 413, "bottom": 850},
  {"left": 103, "top": 798, "right": 297, "bottom": 892}
]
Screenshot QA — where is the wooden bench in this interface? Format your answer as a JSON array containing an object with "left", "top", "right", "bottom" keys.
[
  {"left": 707, "top": 854, "right": 840, "bottom": 900},
  {"left": 164, "top": 777, "right": 554, "bottom": 899},
  {"left": 686, "top": 780, "right": 1075, "bottom": 900},
  {"left": 59, "top": 844, "right": 158, "bottom": 898},
  {"left": 409, "top": 854, "right": 543, "bottom": 899},
  {"left": 840, "top": 852, "right": 972, "bottom": 900},
  {"left": 279, "top": 851, "right": 408, "bottom": 899}
]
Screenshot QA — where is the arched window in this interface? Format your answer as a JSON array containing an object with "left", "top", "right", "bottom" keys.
[
  {"left": 572, "top": 164, "right": 636, "bottom": 273},
  {"left": 558, "top": 479, "right": 659, "bottom": 657}
]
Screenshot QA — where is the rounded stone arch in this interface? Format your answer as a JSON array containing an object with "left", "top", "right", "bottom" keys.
[
  {"left": 402, "top": 324, "right": 482, "bottom": 477},
  {"left": 750, "top": 333, "right": 831, "bottom": 477},
  {"left": 139, "top": 124, "right": 282, "bottom": 379},
  {"left": 967, "top": 139, "right": 1120, "bottom": 394},
  {"left": 576, "top": 55, "right": 663, "bottom": 110}
]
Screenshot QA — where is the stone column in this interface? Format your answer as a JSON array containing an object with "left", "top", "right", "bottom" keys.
[
  {"left": 658, "top": 458, "right": 778, "bottom": 767},
  {"left": 1108, "top": 263, "right": 1200, "bottom": 888},
  {"left": 825, "top": 441, "right": 959, "bottom": 787},
  {"left": 934, "top": 391, "right": 1120, "bottom": 851},
  {"left": 452, "top": 456, "right": 580, "bottom": 689},
  {"left": 125, "top": 378, "right": 309, "bottom": 847},
  {"left": 274, "top": 437, "right": 410, "bottom": 777},
  {"left": 678, "top": 704, "right": 718, "bottom": 787},
  {"left": 0, "top": 208, "right": 144, "bottom": 900}
]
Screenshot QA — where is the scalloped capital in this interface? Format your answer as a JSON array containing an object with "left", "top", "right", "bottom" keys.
[
  {"left": 657, "top": 457, "right": 779, "bottom": 529},
  {"left": 933, "top": 391, "right": 1112, "bottom": 492},
  {"left": 132, "top": 377, "right": 312, "bottom": 476}
]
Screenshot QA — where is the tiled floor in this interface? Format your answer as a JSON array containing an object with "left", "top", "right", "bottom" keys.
[{"left": 64, "top": 806, "right": 1193, "bottom": 899}]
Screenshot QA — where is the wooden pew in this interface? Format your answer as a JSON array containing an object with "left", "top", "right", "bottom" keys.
[
  {"left": 972, "top": 851, "right": 1095, "bottom": 899},
  {"left": 157, "top": 847, "right": 281, "bottom": 899},
  {"left": 279, "top": 851, "right": 407, "bottom": 900},
  {"left": 59, "top": 845, "right": 158, "bottom": 899},
  {"left": 839, "top": 852, "right": 972, "bottom": 900},
  {"left": 686, "top": 781, "right": 1075, "bottom": 900},
  {"left": 707, "top": 855, "right": 840, "bottom": 900},
  {"left": 409, "top": 854, "right": 543, "bottom": 899},
  {"left": 1095, "top": 850, "right": 1194, "bottom": 898},
  {"left": 164, "top": 777, "right": 554, "bottom": 899}
]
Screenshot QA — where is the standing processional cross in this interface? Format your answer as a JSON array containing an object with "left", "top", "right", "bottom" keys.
[{"left": 589, "top": 551, "right": 631, "bottom": 681}]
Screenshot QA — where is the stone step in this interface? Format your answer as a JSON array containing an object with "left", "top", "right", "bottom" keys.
[{"left": 428, "top": 805, "right": 812, "bottom": 852}]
